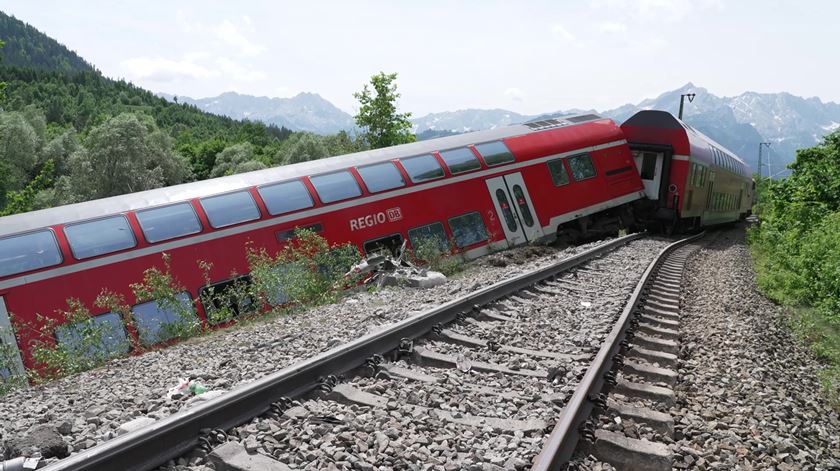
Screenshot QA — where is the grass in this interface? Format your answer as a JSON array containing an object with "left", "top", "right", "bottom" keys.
[{"left": 750, "top": 240, "right": 840, "bottom": 410}]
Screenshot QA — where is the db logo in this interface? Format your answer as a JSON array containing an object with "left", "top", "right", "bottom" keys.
[{"left": 386, "top": 207, "right": 403, "bottom": 222}]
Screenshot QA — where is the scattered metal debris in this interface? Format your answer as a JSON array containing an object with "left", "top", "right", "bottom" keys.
[{"left": 348, "top": 241, "right": 446, "bottom": 289}]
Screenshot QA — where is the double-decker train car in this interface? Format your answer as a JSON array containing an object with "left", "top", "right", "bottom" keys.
[
  {"left": 0, "top": 113, "right": 649, "bottom": 377},
  {"left": 621, "top": 110, "right": 754, "bottom": 231}
]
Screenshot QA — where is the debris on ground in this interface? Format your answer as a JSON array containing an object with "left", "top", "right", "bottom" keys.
[{"left": 347, "top": 241, "right": 446, "bottom": 289}]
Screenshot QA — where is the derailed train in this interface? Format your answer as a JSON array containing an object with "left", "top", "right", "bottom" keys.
[{"left": 0, "top": 110, "right": 753, "bottom": 376}]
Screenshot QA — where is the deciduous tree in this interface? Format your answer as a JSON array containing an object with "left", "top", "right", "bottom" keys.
[{"left": 353, "top": 72, "right": 415, "bottom": 149}]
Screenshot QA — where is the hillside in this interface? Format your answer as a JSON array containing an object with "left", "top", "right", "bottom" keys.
[
  {"left": 0, "top": 12, "right": 295, "bottom": 165},
  {"left": 0, "top": 12, "right": 351, "bottom": 215},
  {"left": 0, "top": 12, "right": 93, "bottom": 73}
]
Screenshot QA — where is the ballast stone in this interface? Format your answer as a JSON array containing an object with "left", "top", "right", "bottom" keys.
[
  {"left": 381, "top": 270, "right": 446, "bottom": 288},
  {"left": 210, "top": 441, "right": 292, "bottom": 471},
  {"left": 116, "top": 416, "right": 156, "bottom": 436},
  {"left": 2, "top": 425, "right": 68, "bottom": 460}
]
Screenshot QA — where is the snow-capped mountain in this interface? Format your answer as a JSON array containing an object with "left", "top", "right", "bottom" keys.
[{"left": 158, "top": 91, "right": 355, "bottom": 134}]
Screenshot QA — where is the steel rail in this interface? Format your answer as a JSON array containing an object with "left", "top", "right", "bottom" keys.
[
  {"left": 530, "top": 231, "right": 704, "bottom": 470},
  {"left": 41, "top": 233, "right": 645, "bottom": 471}
]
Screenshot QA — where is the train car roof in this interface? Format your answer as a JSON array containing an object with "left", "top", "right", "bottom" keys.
[{"left": 0, "top": 113, "right": 608, "bottom": 238}]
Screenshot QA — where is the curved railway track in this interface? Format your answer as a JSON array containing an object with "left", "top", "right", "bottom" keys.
[{"left": 37, "top": 232, "right": 701, "bottom": 471}]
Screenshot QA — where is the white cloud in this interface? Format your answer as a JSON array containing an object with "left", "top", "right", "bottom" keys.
[
  {"left": 551, "top": 24, "right": 576, "bottom": 41},
  {"left": 599, "top": 21, "right": 628, "bottom": 33},
  {"left": 590, "top": 0, "right": 722, "bottom": 22},
  {"left": 216, "top": 57, "right": 266, "bottom": 82},
  {"left": 121, "top": 54, "right": 265, "bottom": 84},
  {"left": 504, "top": 87, "right": 524, "bottom": 102},
  {"left": 121, "top": 56, "right": 216, "bottom": 81},
  {"left": 214, "top": 19, "right": 265, "bottom": 57}
]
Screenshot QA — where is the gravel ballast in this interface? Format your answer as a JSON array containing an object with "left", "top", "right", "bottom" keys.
[
  {"left": 169, "top": 238, "right": 671, "bottom": 470},
  {"left": 0, "top": 237, "right": 659, "bottom": 463},
  {"left": 670, "top": 226, "right": 840, "bottom": 469}
]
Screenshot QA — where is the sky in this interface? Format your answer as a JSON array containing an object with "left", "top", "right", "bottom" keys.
[{"left": 1, "top": 0, "right": 837, "bottom": 117}]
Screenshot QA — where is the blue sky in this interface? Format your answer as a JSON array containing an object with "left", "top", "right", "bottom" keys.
[{"left": 1, "top": 0, "right": 836, "bottom": 116}]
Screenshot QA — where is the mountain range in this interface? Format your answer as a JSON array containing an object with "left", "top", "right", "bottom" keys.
[{"left": 163, "top": 85, "right": 840, "bottom": 175}]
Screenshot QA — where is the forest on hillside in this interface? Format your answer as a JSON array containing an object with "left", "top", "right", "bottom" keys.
[
  {"left": 0, "top": 12, "right": 367, "bottom": 216},
  {"left": 0, "top": 65, "right": 366, "bottom": 216}
]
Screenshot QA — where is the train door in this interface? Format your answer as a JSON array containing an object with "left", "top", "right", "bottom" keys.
[
  {"left": 633, "top": 151, "right": 664, "bottom": 200},
  {"left": 0, "top": 296, "right": 25, "bottom": 381},
  {"left": 485, "top": 173, "right": 544, "bottom": 246}
]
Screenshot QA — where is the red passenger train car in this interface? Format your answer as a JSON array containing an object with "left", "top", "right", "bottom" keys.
[
  {"left": 621, "top": 110, "right": 754, "bottom": 231},
  {"left": 0, "top": 113, "right": 649, "bottom": 376},
  {"left": 0, "top": 111, "right": 754, "bottom": 377}
]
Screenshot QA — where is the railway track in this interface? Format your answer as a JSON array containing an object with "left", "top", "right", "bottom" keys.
[{"left": 37, "top": 232, "right": 699, "bottom": 471}]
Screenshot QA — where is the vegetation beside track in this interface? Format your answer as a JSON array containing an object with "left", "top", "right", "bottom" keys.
[
  {"left": 748, "top": 129, "right": 840, "bottom": 408},
  {"left": 0, "top": 228, "right": 466, "bottom": 393}
]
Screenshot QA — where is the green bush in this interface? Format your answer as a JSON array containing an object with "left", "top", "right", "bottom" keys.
[
  {"left": 410, "top": 236, "right": 463, "bottom": 276},
  {"left": 749, "top": 128, "right": 840, "bottom": 409},
  {"left": 247, "top": 228, "right": 360, "bottom": 307}
]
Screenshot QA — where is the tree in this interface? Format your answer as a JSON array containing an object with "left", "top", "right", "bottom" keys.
[
  {"left": 211, "top": 142, "right": 266, "bottom": 177},
  {"left": 353, "top": 72, "right": 415, "bottom": 149},
  {"left": 0, "top": 39, "right": 6, "bottom": 103},
  {"left": 0, "top": 111, "right": 41, "bottom": 206},
  {"left": 59, "top": 113, "right": 190, "bottom": 202},
  {"left": 281, "top": 133, "right": 329, "bottom": 165}
]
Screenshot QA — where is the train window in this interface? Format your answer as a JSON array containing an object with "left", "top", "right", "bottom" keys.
[
  {"left": 640, "top": 153, "right": 657, "bottom": 179},
  {"left": 199, "top": 276, "right": 255, "bottom": 325},
  {"left": 401, "top": 154, "right": 445, "bottom": 183},
  {"left": 276, "top": 223, "right": 324, "bottom": 242},
  {"left": 200, "top": 191, "right": 261, "bottom": 229},
  {"left": 475, "top": 141, "right": 515, "bottom": 166},
  {"left": 439, "top": 147, "right": 481, "bottom": 174},
  {"left": 512, "top": 185, "right": 535, "bottom": 227},
  {"left": 0, "top": 230, "right": 63, "bottom": 278},
  {"left": 567, "top": 153, "right": 597, "bottom": 181},
  {"left": 357, "top": 162, "right": 406, "bottom": 193},
  {"left": 495, "top": 189, "right": 518, "bottom": 232},
  {"left": 65, "top": 215, "right": 137, "bottom": 260},
  {"left": 136, "top": 202, "right": 202, "bottom": 243},
  {"left": 132, "top": 292, "right": 196, "bottom": 346},
  {"left": 448, "top": 212, "right": 489, "bottom": 248},
  {"left": 408, "top": 222, "right": 449, "bottom": 252},
  {"left": 55, "top": 312, "right": 130, "bottom": 359},
  {"left": 258, "top": 180, "right": 314, "bottom": 216},
  {"left": 546, "top": 159, "right": 570, "bottom": 186},
  {"left": 363, "top": 234, "right": 404, "bottom": 257},
  {"left": 310, "top": 171, "right": 363, "bottom": 204}
]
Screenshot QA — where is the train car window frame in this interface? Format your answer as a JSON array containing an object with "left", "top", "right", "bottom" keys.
[
  {"left": 475, "top": 141, "right": 516, "bottom": 167},
  {"left": 309, "top": 170, "right": 363, "bottom": 204},
  {"left": 199, "top": 275, "right": 255, "bottom": 325},
  {"left": 439, "top": 147, "right": 482, "bottom": 174},
  {"left": 200, "top": 190, "right": 262, "bottom": 229},
  {"left": 132, "top": 292, "right": 197, "bottom": 346},
  {"left": 257, "top": 179, "right": 314, "bottom": 216},
  {"left": 566, "top": 153, "right": 597, "bottom": 182},
  {"left": 276, "top": 223, "right": 324, "bottom": 242},
  {"left": 64, "top": 215, "right": 137, "bottom": 260},
  {"left": 546, "top": 158, "right": 570, "bottom": 186},
  {"left": 400, "top": 154, "right": 445, "bottom": 183},
  {"left": 356, "top": 162, "right": 406, "bottom": 194},
  {"left": 448, "top": 211, "right": 489, "bottom": 248},
  {"left": 363, "top": 233, "right": 404, "bottom": 257},
  {"left": 136, "top": 202, "right": 203, "bottom": 244},
  {"left": 0, "top": 229, "right": 64, "bottom": 278},
  {"left": 407, "top": 222, "right": 449, "bottom": 252},
  {"left": 54, "top": 311, "right": 130, "bottom": 359}
]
